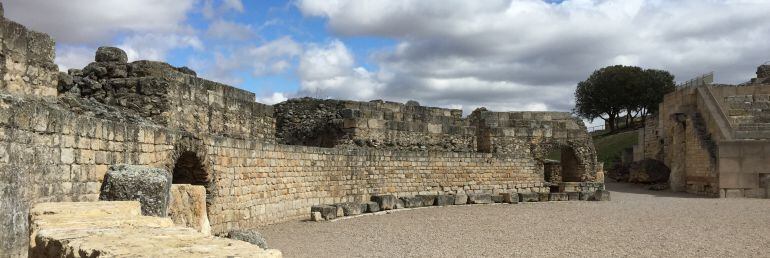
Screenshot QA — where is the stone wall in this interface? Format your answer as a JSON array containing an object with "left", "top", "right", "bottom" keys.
[{"left": 0, "top": 10, "right": 58, "bottom": 98}]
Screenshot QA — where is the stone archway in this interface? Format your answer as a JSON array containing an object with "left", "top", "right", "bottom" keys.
[
  {"left": 167, "top": 137, "right": 213, "bottom": 235},
  {"left": 172, "top": 151, "right": 208, "bottom": 186},
  {"left": 536, "top": 142, "right": 591, "bottom": 185}
]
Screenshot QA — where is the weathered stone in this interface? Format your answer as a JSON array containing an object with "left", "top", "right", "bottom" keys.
[
  {"left": 416, "top": 194, "right": 437, "bottom": 206},
  {"left": 311, "top": 205, "right": 337, "bottom": 220},
  {"left": 590, "top": 190, "right": 611, "bottom": 201},
  {"left": 95, "top": 46, "right": 128, "bottom": 63},
  {"left": 226, "top": 229, "right": 269, "bottom": 249},
  {"left": 538, "top": 193, "right": 550, "bottom": 202},
  {"left": 335, "top": 205, "right": 345, "bottom": 217},
  {"left": 400, "top": 196, "right": 423, "bottom": 208},
  {"left": 332, "top": 202, "right": 362, "bottom": 216},
  {"left": 501, "top": 193, "right": 518, "bottom": 204},
  {"left": 167, "top": 184, "right": 210, "bottom": 235},
  {"left": 435, "top": 195, "right": 455, "bottom": 206},
  {"left": 365, "top": 201, "right": 380, "bottom": 212},
  {"left": 57, "top": 72, "right": 74, "bottom": 92},
  {"left": 372, "top": 195, "right": 398, "bottom": 210},
  {"left": 454, "top": 194, "right": 468, "bottom": 205},
  {"left": 567, "top": 192, "right": 580, "bottom": 201},
  {"left": 519, "top": 192, "right": 539, "bottom": 202},
  {"left": 549, "top": 193, "right": 569, "bottom": 201},
  {"left": 468, "top": 193, "right": 493, "bottom": 204},
  {"left": 98, "top": 164, "right": 172, "bottom": 217},
  {"left": 395, "top": 198, "right": 405, "bottom": 209},
  {"left": 491, "top": 195, "right": 504, "bottom": 203},
  {"left": 628, "top": 159, "right": 670, "bottom": 184},
  {"left": 310, "top": 212, "right": 324, "bottom": 221},
  {"left": 579, "top": 191, "right": 594, "bottom": 201}
]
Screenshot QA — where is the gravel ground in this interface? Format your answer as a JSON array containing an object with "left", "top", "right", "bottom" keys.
[{"left": 257, "top": 183, "right": 770, "bottom": 257}]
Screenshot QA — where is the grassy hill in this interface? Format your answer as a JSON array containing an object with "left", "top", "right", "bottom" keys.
[{"left": 593, "top": 130, "right": 638, "bottom": 167}]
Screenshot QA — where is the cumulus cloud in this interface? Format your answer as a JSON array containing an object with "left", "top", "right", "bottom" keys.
[
  {"left": 55, "top": 46, "right": 94, "bottom": 71},
  {"left": 4, "top": 0, "right": 195, "bottom": 44},
  {"left": 194, "top": 37, "right": 302, "bottom": 85},
  {"left": 206, "top": 20, "right": 256, "bottom": 41},
  {"left": 202, "top": 0, "right": 245, "bottom": 20},
  {"left": 118, "top": 33, "right": 204, "bottom": 62},
  {"left": 297, "top": 40, "right": 384, "bottom": 100},
  {"left": 296, "top": 0, "right": 770, "bottom": 112},
  {"left": 257, "top": 92, "right": 289, "bottom": 105}
]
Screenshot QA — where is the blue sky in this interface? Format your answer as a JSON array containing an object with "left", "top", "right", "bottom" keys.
[{"left": 4, "top": 0, "right": 770, "bottom": 119}]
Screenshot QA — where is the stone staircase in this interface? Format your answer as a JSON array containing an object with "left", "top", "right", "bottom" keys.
[
  {"left": 724, "top": 94, "right": 770, "bottom": 139},
  {"left": 29, "top": 201, "right": 282, "bottom": 257}
]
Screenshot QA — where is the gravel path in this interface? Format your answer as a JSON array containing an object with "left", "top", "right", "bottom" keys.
[{"left": 257, "top": 183, "right": 770, "bottom": 257}]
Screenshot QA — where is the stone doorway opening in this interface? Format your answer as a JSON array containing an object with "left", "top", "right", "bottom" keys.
[
  {"left": 172, "top": 151, "right": 208, "bottom": 186},
  {"left": 544, "top": 145, "right": 582, "bottom": 188}
]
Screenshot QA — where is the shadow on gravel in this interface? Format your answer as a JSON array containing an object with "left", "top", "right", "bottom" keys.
[{"left": 605, "top": 182, "right": 709, "bottom": 199}]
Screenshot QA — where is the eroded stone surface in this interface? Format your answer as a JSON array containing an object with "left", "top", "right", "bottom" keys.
[
  {"left": 168, "top": 184, "right": 210, "bottom": 235},
  {"left": 98, "top": 164, "right": 172, "bottom": 217}
]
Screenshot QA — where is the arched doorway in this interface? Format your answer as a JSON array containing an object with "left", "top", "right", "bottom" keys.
[
  {"left": 172, "top": 151, "right": 208, "bottom": 186},
  {"left": 542, "top": 145, "right": 584, "bottom": 191}
]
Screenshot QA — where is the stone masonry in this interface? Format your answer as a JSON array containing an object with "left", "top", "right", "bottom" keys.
[{"left": 0, "top": 6, "right": 602, "bottom": 256}]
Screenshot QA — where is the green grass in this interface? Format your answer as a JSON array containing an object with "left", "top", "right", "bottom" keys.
[{"left": 593, "top": 130, "right": 639, "bottom": 167}]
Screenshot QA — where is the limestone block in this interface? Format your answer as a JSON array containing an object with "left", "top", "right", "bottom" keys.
[
  {"left": 400, "top": 196, "right": 423, "bottom": 208},
  {"left": 538, "top": 193, "right": 550, "bottom": 202},
  {"left": 365, "top": 201, "right": 380, "bottom": 212},
  {"left": 226, "top": 229, "right": 269, "bottom": 249},
  {"left": 549, "top": 193, "right": 568, "bottom": 201},
  {"left": 98, "top": 164, "right": 172, "bottom": 217},
  {"left": 467, "top": 193, "right": 493, "bottom": 204},
  {"left": 371, "top": 195, "right": 398, "bottom": 210},
  {"left": 310, "top": 212, "right": 324, "bottom": 221},
  {"left": 590, "top": 190, "right": 611, "bottom": 201},
  {"left": 491, "top": 195, "right": 504, "bottom": 203},
  {"left": 395, "top": 198, "right": 405, "bottom": 209},
  {"left": 579, "top": 191, "right": 593, "bottom": 201},
  {"left": 332, "top": 202, "right": 363, "bottom": 216},
  {"left": 454, "top": 194, "right": 468, "bottom": 205},
  {"left": 435, "top": 195, "right": 455, "bottom": 206},
  {"left": 168, "top": 184, "right": 211, "bottom": 235},
  {"left": 416, "top": 194, "right": 437, "bottom": 206},
  {"left": 566, "top": 192, "right": 580, "bottom": 201},
  {"left": 501, "top": 193, "right": 518, "bottom": 204},
  {"left": 310, "top": 205, "right": 337, "bottom": 220},
  {"left": 95, "top": 46, "right": 128, "bottom": 63},
  {"left": 518, "top": 192, "right": 539, "bottom": 202}
]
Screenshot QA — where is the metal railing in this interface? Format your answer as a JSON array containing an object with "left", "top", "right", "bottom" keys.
[{"left": 677, "top": 72, "right": 714, "bottom": 88}]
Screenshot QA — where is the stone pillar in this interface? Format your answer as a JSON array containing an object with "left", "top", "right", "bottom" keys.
[{"left": 168, "top": 184, "right": 211, "bottom": 235}]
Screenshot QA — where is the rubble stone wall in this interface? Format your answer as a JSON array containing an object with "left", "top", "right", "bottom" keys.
[{"left": 0, "top": 11, "right": 58, "bottom": 98}]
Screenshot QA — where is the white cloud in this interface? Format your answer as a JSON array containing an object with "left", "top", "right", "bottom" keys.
[
  {"left": 194, "top": 37, "right": 302, "bottom": 85},
  {"left": 55, "top": 46, "right": 93, "bottom": 71},
  {"left": 118, "top": 33, "right": 203, "bottom": 62},
  {"left": 206, "top": 20, "right": 256, "bottom": 41},
  {"left": 297, "top": 40, "right": 384, "bottom": 100},
  {"left": 297, "top": 0, "right": 770, "bottom": 112},
  {"left": 4, "top": 0, "right": 195, "bottom": 44},
  {"left": 257, "top": 92, "right": 289, "bottom": 105},
  {"left": 202, "top": 0, "right": 245, "bottom": 20}
]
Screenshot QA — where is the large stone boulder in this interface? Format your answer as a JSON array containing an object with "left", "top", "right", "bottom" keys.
[
  {"left": 628, "top": 159, "right": 670, "bottom": 184},
  {"left": 226, "top": 229, "right": 269, "bottom": 249},
  {"left": 371, "top": 195, "right": 398, "bottom": 210},
  {"left": 98, "top": 164, "right": 172, "bottom": 217},
  {"left": 416, "top": 195, "right": 437, "bottom": 206},
  {"left": 95, "top": 46, "right": 128, "bottom": 63},
  {"left": 400, "top": 197, "right": 423, "bottom": 208},
  {"left": 518, "top": 192, "right": 539, "bottom": 202},
  {"left": 311, "top": 205, "right": 337, "bottom": 220},
  {"left": 454, "top": 194, "right": 468, "bottom": 205},
  {"left": 435, "top": 195, "right": 455, "bottom": 206},
  {"left": 333, "top": 202, "right": 363, "bottom": 216},
  {"left": 501, "top": 193, "right": 518, "bottom": 204}
]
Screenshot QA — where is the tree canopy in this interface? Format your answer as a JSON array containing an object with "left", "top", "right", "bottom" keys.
[{"left": 574, "top": 65, "right": 675, "bottom": 132}]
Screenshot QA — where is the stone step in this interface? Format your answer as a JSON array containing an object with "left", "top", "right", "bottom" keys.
[{"left": 29, "top": 201, "right": 282, "bottom": 257}]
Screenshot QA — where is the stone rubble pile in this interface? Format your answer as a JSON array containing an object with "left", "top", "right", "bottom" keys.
[{"left": 310, "top": 190, "right": 611, "bottom": 221}]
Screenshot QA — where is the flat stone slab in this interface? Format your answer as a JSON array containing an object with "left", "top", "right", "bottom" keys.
[
  {"left": 310, "top": 205, "right": 337, "bottom": 220},
  {"left": 29, "top": 201, "right": 281, "bottom": 257},
  {"left": 549, "top": 193, "right": 569, "bottom": 201},
  {"left": 468, "top": 194, "right": 493, "bottom": 204},
  {"left": 491, "top": 195, "right": 504, "bottom": 203},
  {"left": 400, "top": 197, "right": 423, "bottom": 208},
  {"left": 501, "top": 193, "right": 518, "bottom": 204},
  {"left": 454, "top": 194, "right": 468, "bottom": 205},
  {"left": 371, "top": 195, "right": 398, "bottom": 210},
  {"left": 435, "top": 195, "right": 455, "bottom": 206},
  {"left": 519, "top": 193, "right": 539, "bottom": 202},
  {"left": 416, "top": 195, "right": 437, "bottom": 206}
]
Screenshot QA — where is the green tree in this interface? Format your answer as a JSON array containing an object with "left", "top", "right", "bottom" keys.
[{"left": 574, "top": 65, "right": 674, "bottom": 132}]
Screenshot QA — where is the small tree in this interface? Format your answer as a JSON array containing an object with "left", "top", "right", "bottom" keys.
[{"left": 574, "top": 65, "right": 643, "bottom": 132}]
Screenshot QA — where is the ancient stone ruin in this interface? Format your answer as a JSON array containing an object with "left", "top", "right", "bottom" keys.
[
  {"left": 0, "top": 5, "right": 604, "bottom": 256},
  {"left": 634, "top": 66, "right": 770, "bottom": 198}
]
